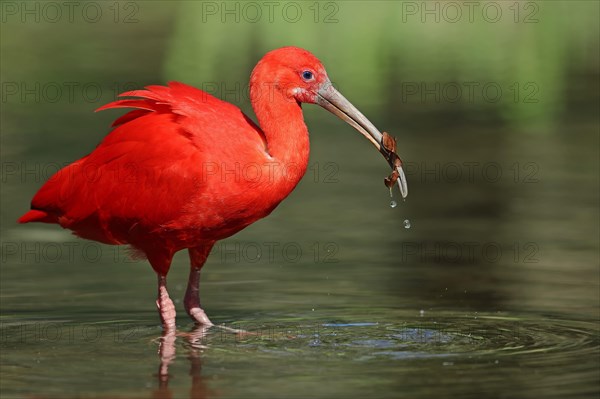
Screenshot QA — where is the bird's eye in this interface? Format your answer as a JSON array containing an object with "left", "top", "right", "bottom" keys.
[{"left": 301, "top": 70, "right": 314, "bottom": 81}]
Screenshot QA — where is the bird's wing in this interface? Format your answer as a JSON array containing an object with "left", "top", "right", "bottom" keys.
[{"left": 25, "top": 82, "right": 267, "bottom": 245}]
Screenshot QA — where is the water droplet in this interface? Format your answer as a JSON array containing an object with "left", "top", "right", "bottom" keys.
[
  {"left": 390, "top": 200, "right": 398, "bottom": 208},
  {"left": 403, "top": 219, "right": 411, "bottom": 229}
]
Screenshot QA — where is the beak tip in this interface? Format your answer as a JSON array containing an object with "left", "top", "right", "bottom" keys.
[{"left": 397, "top": 166, "right": 408, "bottom": 198}]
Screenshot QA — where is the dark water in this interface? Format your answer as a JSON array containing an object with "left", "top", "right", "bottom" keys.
[
  {"left": 1, "top": 2, "right": 599, "bottom": 398},
  {"left": 2, "top": 125, "right": 598, "bottom": 398}
]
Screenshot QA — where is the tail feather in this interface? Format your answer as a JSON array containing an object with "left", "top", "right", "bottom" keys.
[{"left": 18, "top": 209, "right": 57, "bottom": 224}]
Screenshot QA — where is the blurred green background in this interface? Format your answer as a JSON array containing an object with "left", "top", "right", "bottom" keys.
[{"left": 1, "top": 1, "right": 599, "bottom": 399}]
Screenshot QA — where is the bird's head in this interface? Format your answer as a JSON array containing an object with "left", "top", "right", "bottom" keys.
[
  {"left": 250, "top": 46, "right": 407, "bottom": 198},
  {"left": 250, "top": 46, "right": 328, "bottom": 104}
]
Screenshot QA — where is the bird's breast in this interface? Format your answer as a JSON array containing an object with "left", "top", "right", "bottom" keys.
[{"left": 171, "top": 154, "right": 308, "bottom": 242}]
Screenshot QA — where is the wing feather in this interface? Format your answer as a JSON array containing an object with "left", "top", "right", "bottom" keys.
[{"left": 21, "top": 82, "right": 267, "bottom": 248}]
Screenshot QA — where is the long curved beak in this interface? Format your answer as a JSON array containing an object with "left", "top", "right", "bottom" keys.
[{"left": 316, "top": 81, "right": 408, "bottom": 198}]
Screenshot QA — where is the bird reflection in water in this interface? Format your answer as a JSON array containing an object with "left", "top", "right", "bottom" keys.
[
  {"left": 153, "top": 325, "right": 210, "bottom": 399},
  {"left": 153, "top": 325, "right": 252, "bottom": 399}
]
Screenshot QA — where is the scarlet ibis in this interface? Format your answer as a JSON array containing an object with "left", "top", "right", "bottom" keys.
[{"left": 18, "top": 47, "right": 407, "bottom": 330}]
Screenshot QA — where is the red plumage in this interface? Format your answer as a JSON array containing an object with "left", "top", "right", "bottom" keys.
[
  {"left": 20, "top": 81, "right": 288, "bottom": 273},
  {"left": 18, "top": 47, "right": 398, "bottom": 329}
]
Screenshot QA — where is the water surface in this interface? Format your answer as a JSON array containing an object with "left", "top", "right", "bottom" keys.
[{"left": 1, "top": 2, "right": 599, "bottom": 398}]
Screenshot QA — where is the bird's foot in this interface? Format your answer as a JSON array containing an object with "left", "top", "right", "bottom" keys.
[
  {"left": 212, "top": 324, "right": 260, "bottom": 338},
  {"left": 187, "top": 307, "right": 214, "bottom": 326}
]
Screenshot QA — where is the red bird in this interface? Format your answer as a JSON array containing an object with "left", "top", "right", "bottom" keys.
[{"left": 19, "top": 47, "right": 407, "bottom": 330}]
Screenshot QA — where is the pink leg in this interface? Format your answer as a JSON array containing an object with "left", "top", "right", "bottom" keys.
[
  {"left": 156, "top": 274, "right": 177, "bottom": 330},
  {"left": 185, "top": 244, "right": 215, "bottom": 326}
]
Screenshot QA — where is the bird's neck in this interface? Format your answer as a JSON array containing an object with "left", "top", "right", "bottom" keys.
[{"left": 252, "top": 90, "right": 310, "bottom": 190}]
